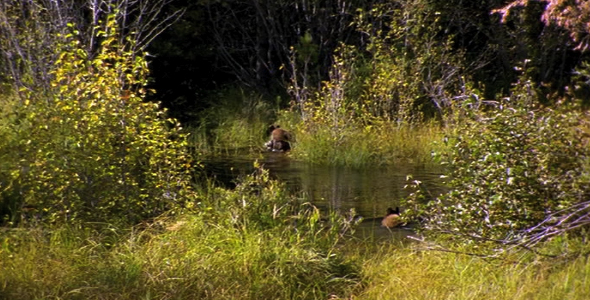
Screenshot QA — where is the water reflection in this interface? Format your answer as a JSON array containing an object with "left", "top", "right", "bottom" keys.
[{"left": 202, "top": 152, "right": 445, "bottom": 220}]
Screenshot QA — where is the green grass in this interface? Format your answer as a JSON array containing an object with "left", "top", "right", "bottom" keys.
[
  {"left": 188, "top": 92, "right": 449, "bottom": 167},
  {"left": 4, "top": 222, "right": 590, "bottom": 300},
  {"left": 0, "top": 215, "right": 359, "bottom": 300},
  {"left": 350, "top": 240, "right": 590, "bottom": 300},
  {"left": 184, "top": 87, "right": 449, "bottom": 166},
  {"left": 289, "top": 121, "right": 448, "bottom": 167}
]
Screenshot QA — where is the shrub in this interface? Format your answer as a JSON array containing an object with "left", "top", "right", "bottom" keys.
[
  {"left": 405, "top": 85, "right": 590, "bottom": 249},
  {"left": 0, "top": 16, "right": 195, "bottom": 226}
]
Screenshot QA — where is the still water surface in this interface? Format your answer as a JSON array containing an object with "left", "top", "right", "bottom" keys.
[{"left": 203, "top": 152, "right": 446, "bottom": 239}]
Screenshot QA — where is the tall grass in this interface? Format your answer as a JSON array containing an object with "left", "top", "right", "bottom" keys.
[
  {"left": 290, "top": 121, "right": 448, "bottom": 167},
  {"left": 0, "top": 216, "right": 357, "bottom": 300},
  {"left": 349, "top": 239, "right": 590, "bottom": 300},
  {"left": 0, "top": 165, "right": 360, "bottom": 300},
  {"left": 188, "top": 87, "right": 280, "bottom": 155},
  {"left": 186, "top": 87, "right": 448, "bottom": 166},
  {"left": 4, "top": 223, "right": 590, "bottom": 299}
]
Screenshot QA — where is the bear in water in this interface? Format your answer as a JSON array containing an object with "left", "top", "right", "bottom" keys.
[{"left": 265, "top": 125, "right": 292, "bottom": 152}]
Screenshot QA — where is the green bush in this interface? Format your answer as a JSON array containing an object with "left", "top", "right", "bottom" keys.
[
  {"left": 406, "top": 86, "right": 590, "bottom": 248},
  {"left": 0, "top": 16, "right": 195, "bottom": 226}
]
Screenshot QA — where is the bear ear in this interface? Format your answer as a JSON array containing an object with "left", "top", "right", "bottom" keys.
[
  {"left": 266, "top": 125, "right": 276, "bottom": 135},
  {"left": 386, "top": 207, "right": 400, "bottom": 215}
]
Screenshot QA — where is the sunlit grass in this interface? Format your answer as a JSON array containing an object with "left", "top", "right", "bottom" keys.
[
  {"left": 4, "top": 223, "right": 590, "bottom": 300},
  {"left": 0, "top": 215, "right": 360, "bottom": 300},
  {"left": 347, "top": 239, "right": 590, "bottom": 300},
  {"left": 290, "top": 121, "right": 448, "bottom": 167}
]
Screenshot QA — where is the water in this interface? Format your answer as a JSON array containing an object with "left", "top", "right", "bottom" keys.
[{"left": 202, "top": 152, "right": 445, "bottom": 240}]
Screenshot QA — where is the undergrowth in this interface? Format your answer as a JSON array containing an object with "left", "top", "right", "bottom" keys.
[{"left": 0, "top": 165, "right": 361, "bottom": 300}]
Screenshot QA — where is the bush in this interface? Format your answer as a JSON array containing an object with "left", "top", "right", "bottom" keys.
[
  {"left": 405, "top": 87, "right": 590, "bottom": 249},
  {"left": 0, "top": 16, "right": 195, "bottom": 226}
]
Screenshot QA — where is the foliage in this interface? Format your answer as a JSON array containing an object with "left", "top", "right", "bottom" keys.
[
  {"left": 290, "top": 1, "right": 464, "bottom": 132},
  {"left": 0, "top": 0, "right": 65, "bottom": 92},
  {"left": 542, "top": 0, "right": 590, "bottom": 51},
  {"left": 284, "top": 1, "right": 460, "bottom": 166},
  {"left": 404, "top": 79, "right": 590, "bottom": 249},
  {"left": 353, "top": 2, "right": 465, "bottom": 123},
  {"left": 0, "top": 164, "right": 360, "bottom": 300},
  {"left": 494, "top": 0, "right": 590, "bottom": 51},
  {"left": 290, "top": 2, "right": 465, "bottom": 126},
  {"left": 0, "top": 16, "right": 195, "bottom": 226}
]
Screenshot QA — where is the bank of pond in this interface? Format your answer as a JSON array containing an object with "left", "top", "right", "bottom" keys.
[
  {"left": 2, "top": 211, "right": 589, "bottom": 300},
  {"left": 2, "top": 152, "right": 588, "bottom": 299}
]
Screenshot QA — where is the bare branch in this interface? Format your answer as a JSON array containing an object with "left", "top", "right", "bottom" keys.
[{"left": 0, "top": 0, "right": 184, "bottom": 93}]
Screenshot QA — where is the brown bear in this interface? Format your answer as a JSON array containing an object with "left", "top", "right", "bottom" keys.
[{"left": 264, "top": 125, "right": 292, "bottom": 152}]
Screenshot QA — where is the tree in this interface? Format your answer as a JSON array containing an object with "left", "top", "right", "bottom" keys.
[
  {"left": 202, "top": 0, "right": 374, "bottom": 94},
  {"left": 494, "top": 0, "right": 590, "bottom": 51},
  {"left": 0, "top": 0, "right": 183, "bottom": 96}
]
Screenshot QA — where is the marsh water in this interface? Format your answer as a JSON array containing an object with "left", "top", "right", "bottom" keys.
[{"left": 203, "top": 152, "right": 445, "bottom": 240}]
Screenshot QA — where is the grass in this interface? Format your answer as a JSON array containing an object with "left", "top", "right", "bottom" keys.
[
  {"left": 351, "top": 240, "right": 590, "bottom": 300},
  {"left": 0, "top": 212, "right": 358, "bottom": 300},
  {"left": 187, "top": 88, "right": 449, "bottom": 167},
  {"left": 288, "top": 120, "right": 448, "bottom": 167},
  {"left": 187, "top": 87, "right": 280, "bottom": 156},
  {"left": 0, "top": 166, "right": 360, "bottom": 300},
  {"left": 3, "top": 221, "right": 590, "bottom": 300}
]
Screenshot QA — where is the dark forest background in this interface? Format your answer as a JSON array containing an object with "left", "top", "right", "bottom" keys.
[
  {"left": 1, "top": 0, "right": 589, "bottom": 125},
  {"left": 144, "top": 0, "right": 589, "bottom": 124}
]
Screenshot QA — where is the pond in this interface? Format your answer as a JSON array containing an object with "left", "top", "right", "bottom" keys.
[{"left": 202, "top": 152, "right": 446, "bottom": 240}]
